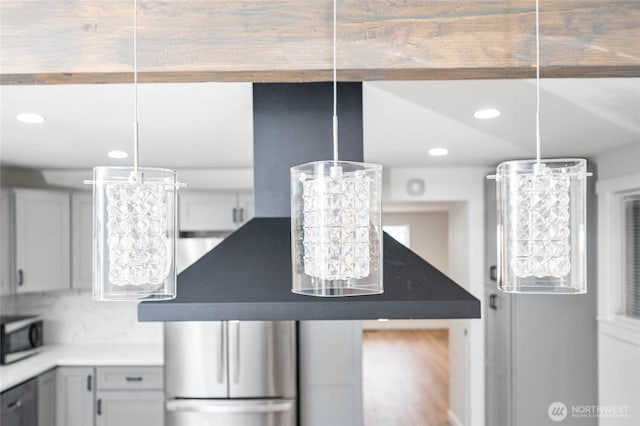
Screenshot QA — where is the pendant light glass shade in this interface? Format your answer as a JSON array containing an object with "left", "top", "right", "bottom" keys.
[
  {"left": 291, "top": 161, "right": 383, "bottom": 296},
  {"left": 495, "top": 159, "right": 588, "bottom": 293},
  {"left": 92, "top": 166, "right": 178, "bottom": 301}
]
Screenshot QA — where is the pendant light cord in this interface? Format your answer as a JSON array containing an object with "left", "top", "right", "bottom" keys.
[
  {"left": 535, "top": 0, "right": 541, "bottom": 165},
  {"left": 133, "top": 0, "right": 140, "bottom": 174},
  {"left": 332, "top": 0, "right": 339, "bottom": 163}
]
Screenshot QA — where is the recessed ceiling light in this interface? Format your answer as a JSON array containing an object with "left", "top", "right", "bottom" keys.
[
  {"left": 428, "top": 147, "right": 449, "bottom": 157},
  {"left": 474, "top": 108, "right": 501, "bottom": 119},
  {"left": 16, "top": 113, "right": 45, "bottom": 124},
  {"left": 107, "top": 150, "right": 128, "bottom": 159}
]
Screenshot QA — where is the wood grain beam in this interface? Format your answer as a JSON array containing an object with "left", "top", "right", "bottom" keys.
[{"left": 1, "top": 0, "right": 639, "bottom": 85}]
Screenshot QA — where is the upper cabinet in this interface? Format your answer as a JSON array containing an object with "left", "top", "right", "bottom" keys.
[
  {"left": 71, "top": 192, "right": 93, "bottom": 290},
  {"left": 0, "top": 188, "right": 12, "bottom": 295},
  {"left": 14, "top": 189, "right": 71, "bottom": 293},
  {"left": 2, "top": 188, "right": 94, "bottom": 295},
  {"left": 2, "top": 187, "right": 254, "bottom": 294},
  {"left": 179, "top": 191, "right": 254, "bottom": 232}
]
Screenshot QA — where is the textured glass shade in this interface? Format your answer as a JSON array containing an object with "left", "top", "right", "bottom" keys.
[
  {"left": 495, "top": 159, "right": 588, "bottom": 294},
  {"left": 291, "top": 161, "right": 383, "bottom": 297},
  {"left": 92, "top": 166, "right": 177, "bottom": 301}
]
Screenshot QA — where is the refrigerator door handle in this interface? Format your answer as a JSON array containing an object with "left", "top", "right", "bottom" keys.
[
  {"left": 166, "top": 399, "right": 294, "bottom": 414},
  {"left": 232, "top": 321, "right": 241, "bottom": 384},
  {"left": 218, "top": 321, "right": 225, "bottom": 383}
]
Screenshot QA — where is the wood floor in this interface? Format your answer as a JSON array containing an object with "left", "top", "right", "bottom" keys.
[{"left": 363, "top": 329, "right": 450, "bottom": 426}]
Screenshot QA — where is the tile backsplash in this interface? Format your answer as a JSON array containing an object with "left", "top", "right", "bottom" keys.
[{"left": 0, "top": 290, "right": 162, "bottom": 345}]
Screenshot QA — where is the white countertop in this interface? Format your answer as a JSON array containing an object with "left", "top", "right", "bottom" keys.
[{"left": 0, "top": 344, "right": 163, "bottom": 392}]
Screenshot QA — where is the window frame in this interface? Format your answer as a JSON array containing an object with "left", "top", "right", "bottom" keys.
[
  {"left": 597, "top": 172, "right": 640, "bottom": 345},
  {"left": 622, "top": 193, "right": 640, "bottom": 320}
]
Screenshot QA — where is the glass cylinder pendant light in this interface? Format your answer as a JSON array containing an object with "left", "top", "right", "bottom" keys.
[
  {"left": 290, "top": 0, "right": 383, "bottom": 297},
  {"left": 492, "top": 0, "right": 590, "bottom": 294},
  {"left": 89, "top": 0, "right": 180, "bottom": 301}
]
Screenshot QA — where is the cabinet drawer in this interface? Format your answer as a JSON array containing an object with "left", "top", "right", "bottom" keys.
[{"left": 96, "top": 367, "right": 163, "bottom": 390}]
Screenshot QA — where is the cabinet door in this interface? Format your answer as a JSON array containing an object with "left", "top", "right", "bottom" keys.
[
  {"left": 0, "top": 187, "right": 13, "bottom": 295},
  {"left": 71, "top": 192, "right": 93, "bottom": 290},
  {"left": 484, "top": 287, "right": 512, "bottom": 426},
  {"left": 298, "top": 321, "right": 363, "bottom": 426},
  {"left": 56, "top": 367, "right": 95, "bottom": 426},
  {"left": 95, "top": 391, "right": 164, "bottom": 426},
  {"left": 179, "top": 192, "right": 238, "bottom": 231},
  {"left": 15, "top": 189, "right": 70, "bottom": 292},
  {"left": 38, "top": 368, "right": 57, "bottom": 426},
  {"left": 484, "top": 177, "right": 498, "bottom": 286},
  {"left": 237, "top": 192, "right": 255, "bottom": 225}
]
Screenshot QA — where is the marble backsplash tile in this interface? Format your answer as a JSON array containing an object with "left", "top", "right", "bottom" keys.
[{"left": 0, "top": 290, "right": 162, "bottom": 345}]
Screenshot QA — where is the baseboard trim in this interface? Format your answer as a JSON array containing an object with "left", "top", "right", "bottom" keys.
[{"left": 448, "top": 410, "right": 463, "bottom": 426}]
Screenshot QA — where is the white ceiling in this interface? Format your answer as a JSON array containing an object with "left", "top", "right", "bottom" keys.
[{"left": 1, "top": 79, "right": 638, "bottom": 171}]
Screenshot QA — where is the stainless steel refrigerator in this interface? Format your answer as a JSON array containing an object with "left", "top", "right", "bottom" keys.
[
  {"left": 164, "top": 321, "right": 297, "bottom": 425},
  {"left": 166, "top": 234, "right": 297, "bottom": 425}
]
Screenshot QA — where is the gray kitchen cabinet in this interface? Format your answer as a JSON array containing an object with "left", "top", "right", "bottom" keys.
[
  {"left": 71, "top": 192, "right": 93, "bottom": 290},
  {"left": 38, "top": 369, "right": 56, "bottom": 426},
  {"left": 95, "top": 367, "right": 164, "bottom": 426},
  {"left": 0, "top": 187, "right": 13, "bottom": 295},
  {"left": 95, "top": 391, "right": 164, "bottom": 426},
  {"left": 299, "top": 321, "right": 363, "bottom": 426},
  {"left": 56, "top": 367, "right": 95, "bottom": 426},
  {"left": 14, "top": 189, "right": 70, "bottom": 293},
  {"left": 1, "top": 377, "right": 38, "bottom": 426},
  {"left": 237, "top": 192, "right": 255, "bottom": 225},
  {"left": 484, "top": 174, "right": 598, "bottom": 426},
  {"left": 179, "top": 191, "right": 254, "bottom": 231}
]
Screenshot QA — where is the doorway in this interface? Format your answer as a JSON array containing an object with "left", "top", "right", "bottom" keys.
[
  {"left": 362, "top": 210, "right": 451, "bottom": 426},
  {"left": 363, "top": 329, "right": 450, "bottom": 425}
]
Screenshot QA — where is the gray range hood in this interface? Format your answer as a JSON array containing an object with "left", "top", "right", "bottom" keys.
[{"left": 139, "top": 83, "right": 480, "bottom": 321}]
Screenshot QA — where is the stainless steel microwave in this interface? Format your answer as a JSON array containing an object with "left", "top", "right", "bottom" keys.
[{"left": 0, "top": 315, "right": 43, "bottom": 365}]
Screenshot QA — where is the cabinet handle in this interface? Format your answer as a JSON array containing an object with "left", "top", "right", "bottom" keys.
[
  {"left": 18, "top": 269, "right": 23, "bottom": 286},
  {"left": 125, "top": 376, "right": 143, "bottom": 382},
  {"left": 87, "top": 374, "right": 92, "bottom": 391},
  {"left": 489, "top": 294, "right": 498, "bottom": 310},
  {"left": 489, "top": 265, "right": 497, "bottom": 282},
  {"left": 6, "top": 399, "right": 22, "bottom": 412},
  {"left": 97, "top": 399, "right": 102, "bottom": 415},
  {"left": 238, "top": 207, "right": 244, "bottom": 223},
  {"left": 232, "top": 207, "right": 238, "bottom": 224}
]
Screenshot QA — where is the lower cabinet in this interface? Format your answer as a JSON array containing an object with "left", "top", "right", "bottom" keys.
[
  {"left": 37, "top": 369, "right": 57, "bottom": 426},
  {"left": 95, "top": 367, "right": 164, "bottom": 426},
  {"left": 96, "top": 391, "right": 164, "bottom": 426},
  {"left": 56, "top": 366, "right": 164, "bottom": 426},
  {"left": 56, "top": 367, "right": 95, "bottom": 426}
]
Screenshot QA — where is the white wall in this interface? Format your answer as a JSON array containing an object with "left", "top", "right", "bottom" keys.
[
  {"left": 595, "top": 142, "right": 640, "bottom": 426},
  {"left": 385, "top": 167, "right": 487, "bottom": 426},
  {"left": 0, "top": 290, "right": 162, "bottom": 345}
]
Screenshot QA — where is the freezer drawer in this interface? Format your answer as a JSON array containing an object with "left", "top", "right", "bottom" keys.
[{"left": 166, "top": 399, "right": 296, "bottom": 426}]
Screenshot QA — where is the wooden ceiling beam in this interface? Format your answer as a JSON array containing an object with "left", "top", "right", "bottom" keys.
[{"left": 1, "top": 0, "right": 639, "bottom": 85}]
